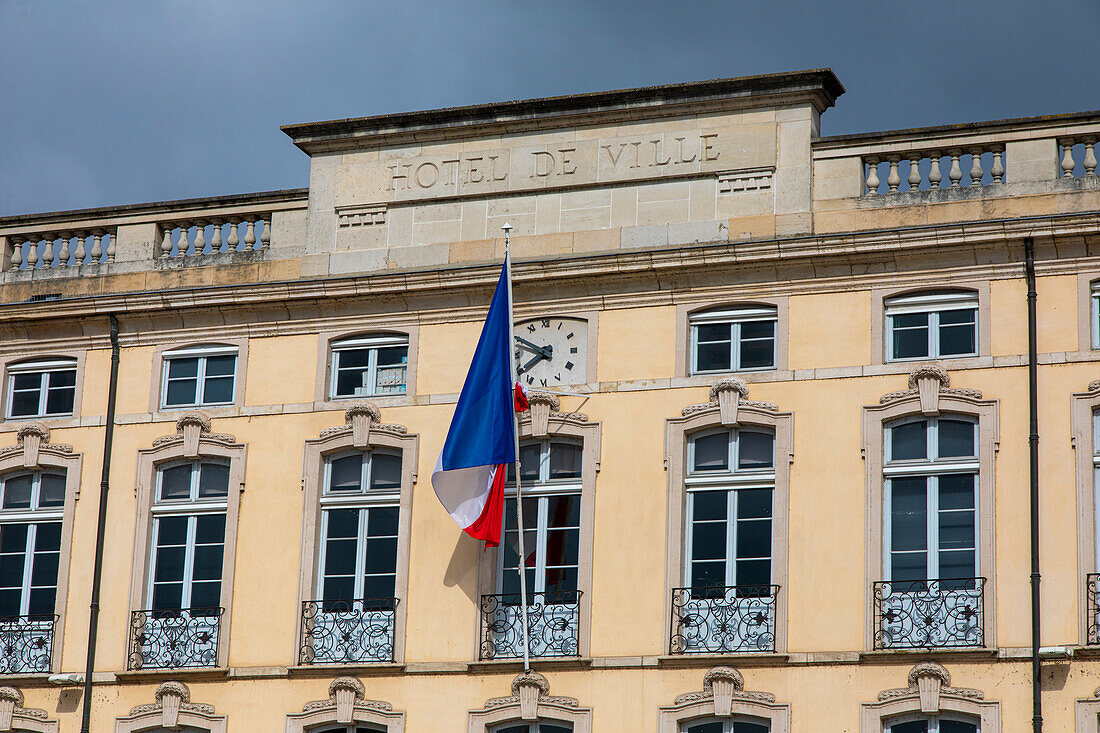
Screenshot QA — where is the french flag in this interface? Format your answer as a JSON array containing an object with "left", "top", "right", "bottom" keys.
[{"left": 432, "top": 261, "right": 525, "bottom": 547}]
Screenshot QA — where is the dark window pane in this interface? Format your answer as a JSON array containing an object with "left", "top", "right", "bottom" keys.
[
  {"left": 939, "top": 549, "right": 976, "bottom": 579},
  {"left": 693, "top": 432, "right": 729, "bottom": 471},
  {"left": 692, "top": 491, "right": 727, "bottom": 521},
  {"left": 330, "top": 455, "right": 363, "bottom": 492},
  {"left": 160, "top": 464, "right": 193, "bottom": 500},
  {"left": 364, "top": 538, "right": 398, "bottom": 574},
  {"left": 737, "top": 489, "right": 772, "bottom": 519},
  {"left": 34, "top": 523, "right": 60, "bottom": 551},
  {"left": 733, "top": 723, "right": 770, "bottom": 733},
  {"left": 940, "top": 322, "right": 976, "bottom": 355},
  {"left": 326, "top": 509, "right": 359, "bottom": 539},
  {"left": 939, "top": 474, "right": 976, "bottom": 509},
  {"left": 940, "top": 308, "right": 976, "bottom": 325},
  {"left": 544, "top": 528, "right": 579, "bottom": 567},
  {"left": 376, "top": 347, "right": 407, "bottom": 367},
  {"left": 335, "top": 367, "right": 367, "bottom": 396},
  {"left": 0, "top": 589, "right": 19, "bottom": 617},
  {"left": 696, "top": 341, "right": 732, "bottom": 372},
  {"left": 9, "top": 389, "right": 39, "bottom": 417},
  {"left": 337, "top": 349, "right": 371, "bottom": 369},
  {"left": 47, "top": 369, "right": 75, "bottom": 388},
  {"left": 939, "top": 510, "right": 975, "bottom": 550},
  {"left": 502, "top": 497, "right": 538, "bottom": 532},
  {"left": 541, "top": 725, "right": 574, "bottom": 733},
  {"left": 543, "top": 566, "right": 577, "bottom": 594},
  {"left": 154, "top": 547, "right": 185, "bottom": 582},
  {"left": 691, "top": 561, "right": 726, "bottom": 590},
  {"left": 156, "top": 516, "right": 188, "bottom": 546},
  {"left": 0, "top": 524, "right": 27, "bottom": 554},
  {"left": 939, "top": 719, "right": 978, "bottom": 733},
  {"left": 891, "top": 552, "right": 927, "bottom": 583},
  {"left": 938, "top": 420, "right": 975, "bottom": 457},
  {"left": 889, "top": 721, "right": 928, "bottom": 733},
  {"left": 739, "top": 337, "right": 775, "bottom": 369},
  {"left": 736, "top": 520, "right": 772, "bottom": 559},
  {"left": 695, "top": 323, "right": 731, "bottom": 343},
  {"left": 190, "top": 580, "right": 221, "bottom": 609},
  {"left": 686, "top": 722, "right": 723, "bottom": 733},
  {"left": 361, "top": 574, "right": 396, "bottom": 600},
  {"left": 165, "top": 378, "right": 198, "bottom": 406},
  {"left": 167, "top": 358, "right": 199, "bottom": 379},
  {"left": 890, "top": 477, "right": 928, "bottom": 551},
  {"left": 194, "top": 515, "right": 224, "bottom": 547},
  {"left": 736, "top": 558, "right": 771, "bottom": 587},
  {"left": 30, "top": 550, "right": 58, "bottom": 587},
  {"left": 890, "top": 421, "right": 928, "bottom": 461},
  {"left": 370, "top": 453, "right": 402, "bottom": 490},
  {"left": 546, "top": 495, "right": 580, "bottom": 528},
  {"left": 324, "top": 539, "right": 358, "bottom": 575},
  {"left": 322, "top": 577, "right": 354, "bottom": 604},
  {"left": 496, "top": 725, "right": 529, "bottom": 733},
  {"left": 892, "top": 320, "right": 929, "bottom": 359},
  {"left": 198, "top": 463, "right": 229, "bottom": 498},
  {"left": 740, "top": 320, "right": 775, "bottom": 340},
  {"left": 11, "top": 373, "right": 39, "bottom": 391},
  {"left": 204, "top": 355, "right": 236, "bottom": 376},
  {"left": 367, "top": 506, "right": 399, "bottom": 537},
  {"left": 28, "top": 587, "right": 55, "bottom": 617},
  {"left": 44, "top": 386, "right": 74, "bottom": 415},
  {"left": 201, "top": 376, "right": 234, "bottom": 404},
  {"left": 692, "top": 523, "right": 726, "bottom": 561},
  {"left": 151, "top": 583, "right": 183, "bottom": 611},
  {"left": 39, "top": 473, "right": 65, "bottom": 508},
  {"left": 0, "top": 554, "right": 24, "bottom": 587},
  {"left": 738, "top": 431, "right": 774, "bottom": 469},
  {"left": 192, "top": 545, "right": 223, "bottom": 581},
  {"left": 549, "top": 443, "right": 582, "bottom": 479},
  {"left": 2, "top": 475, "right": 32, "bottom": 509}
]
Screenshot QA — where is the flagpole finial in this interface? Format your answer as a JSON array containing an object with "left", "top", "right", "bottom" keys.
[{"left": 501, "top": 222, "right": 512, "bottom": 232}]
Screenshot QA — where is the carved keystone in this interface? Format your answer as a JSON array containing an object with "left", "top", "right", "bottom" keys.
[
  {"left": 909, "top": 365, "right": 950, "bottom": 416},
  {"left": 344, "top": 403, "right": 381, "bottom": 448},
  {"left": 702, "top": 666, "right": 744, "bottom": 717},
  {"left": 907, "top": 662, "right": 950, "bottom": 713},
  {"left": 710, "top": 378, "right": 749, "bottom": 427},
  {"left": 328, "top": 676, "right": 366, "bottom": 723},
  {"left": 154, "top": 680, "right": 190, "bottom": 728},
  {"left": 511, "top": 671, "right": 550, "bottom": 720},
  {"left": 527, "top": 391, "right": 559, "bottom": 438},
  {"left": 176, "top": 413, "right": 212, "bottom": 458},
  {"left": 16, "top": 424, "right": 48, "bottom": 469},
  {"left": 0, "top": 686, "right": 23, "bottom": 731}
]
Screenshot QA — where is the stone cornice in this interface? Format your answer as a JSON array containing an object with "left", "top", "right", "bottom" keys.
[
  {"left": 281, "top": 69, "right": 844, "bottom": 153},
  {"left": 0, "top": 209, "right": 1097, "bottom": 327}
]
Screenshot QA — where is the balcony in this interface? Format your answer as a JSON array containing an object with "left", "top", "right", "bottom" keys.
[
  {"left": 872, "top": 578, "right": 985, "bottom": 650},
  {"left": 128, "top": 608, "right": 223, "bottom": 670},
  {"left": 669, "top": 585, "right": 778, "bottom": 654},
  {"left": 479, "top": 591, "right": 582, "bottom": 660},
  {"left": 1088, "top": 574, "right": 1100, "bottom": 646},
  {"left": 0, "top": 614, "right": 57, "bottom": 674},
  {"left": 299, "top": 598, "right": 398, "bottom": 665}
]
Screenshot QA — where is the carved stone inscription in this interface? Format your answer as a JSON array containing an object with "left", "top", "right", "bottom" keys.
[{"left": 366, "top": 122, "right": 775, "bottom": 204}]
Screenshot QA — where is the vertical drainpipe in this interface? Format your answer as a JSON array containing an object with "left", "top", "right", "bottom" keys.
[
  {"left": 1025, "top": 237, "right": 1042, "bottom": 733},
  {"left": 80, "top": 314, "right": 120, "bottom": 733}
]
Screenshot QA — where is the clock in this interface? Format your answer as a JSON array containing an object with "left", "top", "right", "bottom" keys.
[{"left": 513, "top": 317, "right": 588, "bottom": 388}]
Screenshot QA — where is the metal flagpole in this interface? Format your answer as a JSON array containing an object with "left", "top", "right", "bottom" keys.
[{"left": 502, "top": 222, "right": 532, "bottom": 672}]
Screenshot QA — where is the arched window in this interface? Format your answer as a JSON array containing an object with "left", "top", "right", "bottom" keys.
[
  {"left": 860, "top": 663, "right": 998, "bottom": 732},
  {"left": 884, "top": 291, "right": 978, "bottom": 361},
  {"left": 491, "top": 724, "right": 572, "bottom": 733},
  {"left": 114, "top": 680, "right": 227, "bottom": 732},
  {"left": 682, "top": 719, "right": 770, "bottom": 733},
  {"left": 467, "top": 672, "right": 591, "bottom": 733},
  {"left": 314, "top": 728, "right": 385, "bottom": 733},
  {"left": 689, "top": 305, "right": 778, "bottom": 374},
  {"left": 5, "top": 357, "right": 77, "bottom": 420},
  {"left": 329, "top": 334, "right": 409, "bottom": 399},
  {"left": 884, "top": 716, "right": 978, "bottom": 733}
]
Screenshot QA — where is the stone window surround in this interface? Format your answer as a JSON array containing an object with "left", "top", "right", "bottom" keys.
[
  {"left": 0, "top": 424, "right": 82, "bottom": 675},
  {"left": 859, "top": 662, "right": 1000, "bottom": 732},
  {"left": 0, "top": 685, "right": 59, "bottom": 732},
  {"left": 314, "top": 325, "right": 420, "bottom": 410},
  {"left": 0, "top": 351, "right": 87, "bottom": 429},
  {"left": 127, "top": 414, "right": 247, "bottom": 670},
  {"left": 861, "top": 368, "right": 999, "bottom": 650},
  {"left": 870, "top": 282, "right": 991, "bottom": 367},
  {"left": 674, "top": 297, "right": 789, "bottom": 381},
  {"left": 286, "top": 675, "right": 406, "bottom": 732},
  {"left": 1077, "top": 271, "right": 1100, "bottom": 354},
  {"left": 663, "top": 379, "right": 793, "bottom": 654},
  {"left": 1071, "top": 381, "right": 1100, "bottom": 646},
  {"left": 467, "top": 671, "right": 592, "bottom": 733},
  {"left": 474, "top": 401, "right": 600, "bottom": 660},
  {"left": 1074, "top": 688, "right": 1100, "bottom": 732},
  {"left": 295, "top": 403, "right": 418, "bottom": 665},
  {"left": 147, "top": 337, "right": 250, "bottom": 418},
  {"left": 114, "top": 679, "right": 226, "bottom": 733},
  {"left": 512, "top": 310, "right": 599, "bottom": 390},
  {"left": 658, "top": 666, "right": 791, "bottom": 733}
]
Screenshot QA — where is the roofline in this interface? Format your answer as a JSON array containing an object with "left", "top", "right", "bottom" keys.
[
  {"left": 816, "top": 109, "right": 1100, "bottom": 148},
  {"left": 281, "top": 69, "right": 845, "bottom": 154}
]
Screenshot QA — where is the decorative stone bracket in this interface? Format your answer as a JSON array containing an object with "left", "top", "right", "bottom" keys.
[
  {"left": 151, "top": 412, "right": 237, "bottom": 457},
  {"left": 127, "top": 681, "right": 215, "bottom": 729},
  {"left": 877, "top": 662, "right": 982, "bottom": 714},
  {"left": 300, "top": 676, "right": 393, "bottom": 724},
  {"left": 318, "top": 402, "right": 408, "bottom": 447},
  {"left": 0, "top": 686, "right": 48, "bottom": 731},
  {"left": 681, "top": 378, "right": 777, "bottom": 426},
  {"left": 717, "top": 167, "right": 774, "bottom": 194},
  {"left": 336, "top": 202, "right": 387, "bottom": 228},
  {"left": 0, "top": 424, "right": 73, "bottom": 468},
  {"left": 879, "top": 365, "right": 983, "bottom": 415},
  {"left": 522, "top": 391, "right": 589, "bottom": 438},
  {"left": 484, "top": 671, "right": 578, "bottom": 720},
  {"left": 673, "top": 667, "right": 775, "bottom": 716}
]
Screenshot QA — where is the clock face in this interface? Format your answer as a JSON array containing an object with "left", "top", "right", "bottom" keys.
[{"left": 514, "top": 317, "right": 588, "bottom": 388}]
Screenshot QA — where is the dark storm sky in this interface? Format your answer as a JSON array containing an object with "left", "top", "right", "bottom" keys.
[{"left": 1, "top": 0, "right": 1097, "bottom": 216}]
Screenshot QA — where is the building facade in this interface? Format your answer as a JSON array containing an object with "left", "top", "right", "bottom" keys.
[{"left": 0, "top": 69, "right": 1098, "bottom": 731}]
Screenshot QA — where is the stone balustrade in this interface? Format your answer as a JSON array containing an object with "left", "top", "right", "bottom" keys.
[
  {"left": 1059, "top": 137, "right": 1099, "bottom": 178},
  {"left": 863, "top": 145, "right": 1006, "bottom": 195},
  {"left": 159, "top": 216, "right": 270, "bottom": 258},
  {"left": 7, "top": 228, "right": 117, "bottom": 270}
]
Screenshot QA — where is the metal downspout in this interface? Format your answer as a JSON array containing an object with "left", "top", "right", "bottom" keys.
[{"left": 1025, "top": 237, "right": 1042, "bottom": 733}]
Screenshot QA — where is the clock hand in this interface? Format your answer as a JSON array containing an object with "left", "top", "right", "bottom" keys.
[
  {"left": 514, "top": 336, "right": 553, "bottom": 359},
  {"left": 517, "top": 352, "right": 547, "bottom": 375}
]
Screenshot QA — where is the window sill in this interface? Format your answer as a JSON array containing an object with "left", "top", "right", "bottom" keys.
[
  {"left": 859, "top": 647, "right": 997, "bottom": 661},
  {"left": 467, "top": 657, "right": 592, "bottom": 673},
  {"left": 0, "top": 672, "right": 55, "bottom": 687},
  {"left": 657, "top": 653, "right": 789, "bottom": 668},
  {"left": 114, "top": 667, "right": 229, "bottom": 682},
  {"left": 287, "top": 662, "right": 405, "bottom": 677}
]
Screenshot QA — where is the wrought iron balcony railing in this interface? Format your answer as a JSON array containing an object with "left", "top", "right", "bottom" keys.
[
  {"left": 1087, "top": 574, "right": 1100, "bottom": 645},
  {"left": 0, "top": 614, "right": 57, "bottom": 673},
  {"left": 872, "top": 577, "right": 985, "bottom": 650},
  {"left": 299, "top": 598, "right": 398, "bottom": 664},
  {"left": 669, "top": 585, "right": 779, "bottom": 654},
  {"left": 128, "top": 607, "right": 223, "bottom": 670},
  {"left": 479, "top": 591, "right": 582, "bottom": 660}
]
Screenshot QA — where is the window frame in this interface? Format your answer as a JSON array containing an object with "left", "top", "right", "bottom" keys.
[
  {"left": 676, "top": 300, "right": 788, "bottom": 380},
  {"left": 0, "top": 470, "right": 67, "bottom": 618},
  {"left": 159, "top": 344, "right": 239, "bottom": 410},
  {"left": 862, "top": 391, "right": 998, "bottom": 650},
  {"left": 884, "top": 291, "right": 979, "bottom": 362},
  {"left": 315, "top": 328, "right": 419, "bottom": 409},
  {"left": 1071, "top": 383, "right": 1100, "bottom": 645},
  {"left": 665, "top": 403, "right": 792, "bottom": 655},
  {"left": 0, "top": 429, "right": 81, "bottom": 676},
  {"left": 860, "top": 666, "right": 1000, "bottom": 733},
  {"left": 657, "top": 669, "right": 790, "bottom": 733},
  {"left": 883, "top": 713, "right": 979, "bottom": 732},
  {"left": 871, "top": 285, "right": 989, "bottom": 367},
  {"left": 3, "top": 357, "right": 79, "bottom": 421},
  {"left": 689, "top": 306, "right": 779, "bottom": 375},
  {"left": 297, "top": 418, "right": 418, "bottom": 665},
  {"left": 150, "top": 339, "right": 248, "bottom": 416},
  {"left": 330, "top": 334, "right": 409, "bottom": 400}
]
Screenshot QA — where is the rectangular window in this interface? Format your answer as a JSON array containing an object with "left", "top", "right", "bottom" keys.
[
  {"left": 6, "top": 360, "right": 77, "bottom": 419},
  {"left": 330, "top": 335, "right": 408, "bottom": 399},
  {"left": 161, "top": 346, "right": 238, "bottom": 408},
  {"left": 0, "top": 472, "right": 64, "bottom": 619},
  {"left": 886, "top": 292, "right": 978, "bottom": 361},
  {"left": 690, "top": 306, "right": 777, "bottom": 374}
]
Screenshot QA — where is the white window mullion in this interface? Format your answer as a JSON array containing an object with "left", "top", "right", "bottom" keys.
[
  {"left": 725, "top": 490, "right": 738, "bottom": 588},
  {"left": 35, "top": 372, "right": 48, "bottom": 417},
  {"left": 19, "top": 524, "right": 36, "bottom": 616},
  {"left": 366, "top": 349, "right": 378, "bottom": 395},
  {"left": 195, "top": 357, "right": 209, "bottom": 405},
  {"left": 181, "top": 516, "right": 198, "bottom": 609},
  {"left": 535, "top": 497, "right": 549, "bottom": 594},
  {"left": 354, "top": 507, "right": 369, "bottom": 600},
  {"left": 731, "top": 322, "right": 742, "bottom": 371},
  {"left": 317, "top": 510, "right": 331, "bottom": 599},
  {"left": 928, "top": 476, "right": 940, "bottom": 579},
  {"left": 928, "top": 311, "right": 941, "bottom": 358},
  {"left": 683, "top": 492, "right": 695, "bottom": 587},
  {"left": 883, "top": 479, "right": 893, "bottom": 579}
]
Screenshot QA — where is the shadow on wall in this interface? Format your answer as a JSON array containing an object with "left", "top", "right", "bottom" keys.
[{"left": 443, "top": 531, "right": 479, "bottom": 604}]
